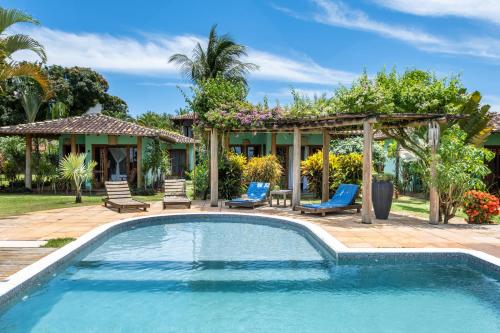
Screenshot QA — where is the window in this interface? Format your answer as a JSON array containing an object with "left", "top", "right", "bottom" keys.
[{"left": 230, "top": 145, "right": 262, "bottom": 159}]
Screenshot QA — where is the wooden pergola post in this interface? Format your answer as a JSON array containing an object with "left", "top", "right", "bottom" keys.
[
  {"left": 70, "top": 134, "right": 77, "bottom": 154},
  {"left": 210, "top": 128, "right": 219, "bottom": 207},
  {"left": 292, "top": 126, "right": 301, "bottom": 209},
  {"left": 271, "top": 133, "right": 277, "bottom": 155},
  {"left": 322, "top": 129, "right": 330, "bottom": 203},
  {"left": 25, "top": 134, "right": 32, "bottom": 190},
  {"left": 362, "top": 119, "right": 374, "bottom": 224},
  {"left": 137, "top": 136, "right": 143, "bottom": 188},
  {"left": 428, "top": 120, "right": 440, "bottom": 224}
]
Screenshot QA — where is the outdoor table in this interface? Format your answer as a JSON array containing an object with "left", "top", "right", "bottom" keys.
[{"left": 269, "top": 189, "right": 293, "bottom": 207}]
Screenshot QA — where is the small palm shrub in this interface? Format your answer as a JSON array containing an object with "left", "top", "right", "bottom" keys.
[
  {"left": 244, "top": 155, "right": 283, "bottom": 188},
  {"left": 462, "top": 190, "right": 499, "bottom": 224},
  {"left": 301, "top": 150, "right": 363, "bottom": 198},
  {"left": 59, "top": 153, "right": 96, "bottom": 203},
  {"left": 188, "top": 158, "right": 209, "bottom": 199},
  {"left": 218, "top": 151, "right": 246, "bottom": 200}
]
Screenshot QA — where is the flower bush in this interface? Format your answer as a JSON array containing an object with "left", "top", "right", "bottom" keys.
[
  {"left": 462, "top": 190, "right": 499, "bottom": 224},
  {"left": 205, "top": 103, "right": 283, "bottom": 130},
  {"left": 244, "top": 155, "right": 283, "bottom": 188}
]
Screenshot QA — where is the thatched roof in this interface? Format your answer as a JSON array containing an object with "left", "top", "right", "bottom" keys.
[{"left": 0, "top": 114, "right": 196, "bottom": 144}]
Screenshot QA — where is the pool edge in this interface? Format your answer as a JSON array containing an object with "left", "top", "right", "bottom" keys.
[{"left": 1, "top": 212, "right": 499, "bottom": 306}]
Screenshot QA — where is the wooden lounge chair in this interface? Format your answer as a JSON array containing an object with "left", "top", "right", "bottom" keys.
[
  {"left": 225, "top": 182, "right": 270, "bottom": 208},
  {"left": 296, "top": 184, "right": 361, "bottom": 217},
  {"left": 103, "top": 181, "right": 150, "bottom": 213},
  {"left": 163, "top": 179, "right": 191, "bottom": 209}
]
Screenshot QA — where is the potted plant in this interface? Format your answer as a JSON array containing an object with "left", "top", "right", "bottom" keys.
[{"left": 372, "top": 173, "right": 394, "bottom": 219}]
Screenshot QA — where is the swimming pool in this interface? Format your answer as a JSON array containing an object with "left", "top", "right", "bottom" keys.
[{"left": 0, "top": 214, "right": 499, "bottom": 332}]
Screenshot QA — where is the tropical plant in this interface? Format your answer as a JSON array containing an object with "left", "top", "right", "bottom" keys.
[
  {"left": 136, "top": 111, "right": 176, "bottom": 131},
  {"left": 330, "top": 136, "right": 386, "bottom": 172},
  {"left": 186, "top": 76, "right": 248, "bottom": 122},
  {"left": 59, "top": 153, "right": 96, "bottom": 203},
  {"left": 34, "top": 152, "right": 58, "bottom": 193},
  {"left": 0, "top": 8, "right": 49, "bottom": 94},
  {"left": 0, "top": 136, "right": 24, "bottom": 189},
  {"left": 18, "top": 81, "right": 45, "bottom": 122},
  {"left": 188, "top": 157, "right": 209, "bottom": 199},
  {"left": 244, "top": 155, "right": 283, "bottom": 188},
  {"left": 301, "top": 151, "right": 363, "bottom": 198},
  {"left": 430, "top": 126, "right": 494, "bottom": 223},
  {"left": 143, "top": 140, "right": 170, "bottom": 190},
  {"left": 218, "top": 151, "right": 246, "bottom": 199},
  {"left": 48, "top": 101, "right": 68, "bottom": 119},
  {"left": 462, "top": 190, "right": 499, "bottom": 224},
  {"left": 169, "top": 24, "right": 258, "bottom": 85}
]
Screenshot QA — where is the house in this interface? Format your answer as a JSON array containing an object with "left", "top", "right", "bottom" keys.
[{"left": 0, "top": 113, "right": 196, "bottom": 190}]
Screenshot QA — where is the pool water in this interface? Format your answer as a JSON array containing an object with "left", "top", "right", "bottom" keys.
[{"left": 0, "top": 218, "right": 499, "bottom": 332}]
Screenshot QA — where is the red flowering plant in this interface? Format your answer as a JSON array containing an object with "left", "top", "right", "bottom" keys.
[{"left": 462, "top": 190, "right": 499, "bottom": 224}]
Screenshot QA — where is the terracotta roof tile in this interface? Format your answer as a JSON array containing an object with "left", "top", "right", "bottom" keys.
[
  {"left": 170, "top": 113, "right": 195, "bottom": 121},
  {"left": 490, "top": 113, "right": 500, "bottom": 133},
  {"left": 0, "top": 114, "right": 196, "bottom": 144}
]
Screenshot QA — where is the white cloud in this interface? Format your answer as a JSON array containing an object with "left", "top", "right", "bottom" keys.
[
  {"left": 11, "top": 26, "right": 357, "bottom": 85},
  {"left": 279, "top": 0, "right": 500, "bottom": 60},
  {"left": 312, "top": 0, "right": 442, "bottom": 44},
  {"left": 373, "top": 0, "right": 500, "bottom": 25}
]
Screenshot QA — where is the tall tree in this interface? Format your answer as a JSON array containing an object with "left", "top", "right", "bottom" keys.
[
  {"left": 0, "top": 7, "right": 49, "bottom": 94},
  {"left": 169, "top": 25, "right": 258, "bottom": 85}
]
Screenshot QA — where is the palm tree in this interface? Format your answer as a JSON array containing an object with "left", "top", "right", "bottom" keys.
[
  {"left": 19, "top": 82, "right": 45, "bottom": 123},
  {"left": 0, "top": 7, "right": 49, "bottom": 94},
  {"left": 59, "top": 153, "right": 97, "bottom": 203},
  {"left": 169, "top": 25, "right": 258, "bottom": 85}
]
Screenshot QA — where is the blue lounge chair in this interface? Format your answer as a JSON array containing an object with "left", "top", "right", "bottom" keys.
[
  {"left": 225, "top": 182, "right": 270, "bottom": 208},
  {"left": 297, "top": 184, "right": 361, "bottom": 216}
]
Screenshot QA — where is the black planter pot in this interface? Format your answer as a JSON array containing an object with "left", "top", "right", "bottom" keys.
[{"left": 372, "top": 181, "right": 394, "bottom": 219}]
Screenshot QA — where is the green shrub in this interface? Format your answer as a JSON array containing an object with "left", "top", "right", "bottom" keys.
[
  {"left": 301, "top": 150, "right": 363, "bottom": 198},
  {"left": 330, "top": 136, "right": 386, "bottom": 172},
  {"left": 244, "top": 155, "right": 283, "bottom": 188},
  {"left": 188, "top": 158, "right": 209, "bottom": 199},
  {"left": 218, "top": 151, "right": 246, "bottom": 200}
]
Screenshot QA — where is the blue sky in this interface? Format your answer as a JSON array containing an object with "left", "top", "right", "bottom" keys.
[{"left": 6, "top": 0, "right": 500, "bottom": 116}]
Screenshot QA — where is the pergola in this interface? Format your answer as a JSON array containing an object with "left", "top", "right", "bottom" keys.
[{"left": 206, "top": 113, "right": 457, "bottom": 224}]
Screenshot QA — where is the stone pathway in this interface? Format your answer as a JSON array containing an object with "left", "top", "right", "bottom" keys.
[{"left": 0, "top": 200, "right": 498, "bottom": 280}]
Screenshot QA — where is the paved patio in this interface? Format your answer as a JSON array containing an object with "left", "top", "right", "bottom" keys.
[{"left": 0, "top": 200, "right": 498, "bottom": 280}]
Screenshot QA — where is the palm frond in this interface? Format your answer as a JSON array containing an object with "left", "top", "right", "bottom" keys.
[
  {"left": 1, "top": 62, "right": 51, "bottom": 97},
  {"left": 2, "top": 34, "right": 47, "bottom": 62},
  {"left": 0, "top": 8, "right": 39, "bottom": 35}
]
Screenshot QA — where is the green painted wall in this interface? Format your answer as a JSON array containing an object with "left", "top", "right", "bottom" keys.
[
  {"left": 58, "top": 134, "right": 191, "bottom": 189},
  {"left": 485, "top": 132, "right": 500, "bottom": 146}
]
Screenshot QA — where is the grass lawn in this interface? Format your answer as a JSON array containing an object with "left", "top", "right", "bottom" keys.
[
  {"left": 392, "top": 195, "right": 500, "bottom": 224},
  {"left": 0, "top": 192, "right": 164, "bottom": 218}
]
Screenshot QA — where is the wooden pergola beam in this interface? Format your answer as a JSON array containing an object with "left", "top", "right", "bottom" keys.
[
  {"left": 362, "top": 118, "right": 376, "bottom": 224},
  {"left": 292, "top": 127, "right": 301, "bottom": 209},
  {"left": 210, "top": 128, "right": 218, "bottom": 207},
  {"left": 322, "top": 129, "right": 330, "bottom": 203},
  {"left": 25, "top": 134, "right": 32, "bottom": 190},
  {"left": 428, "top": 120, "right": 440, "bottom": 224}
]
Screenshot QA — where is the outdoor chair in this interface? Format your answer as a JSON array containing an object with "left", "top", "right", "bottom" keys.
[
  {"left": 225, "top": 182, "right": 270, "bottom": 208},
  {"left": 163, "top": 179, "right": 191, "bottom": 209},
  {"left": 103, "top": 181, "right": 150, "bottom": 213},
  {"left": 296, "top": 184, "right": 361, "bottom": 216}
]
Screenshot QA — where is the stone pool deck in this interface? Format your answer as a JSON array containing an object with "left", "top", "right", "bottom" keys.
[{"left": 0, "top": 200, "right": 498, "bottom": 280}]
